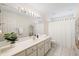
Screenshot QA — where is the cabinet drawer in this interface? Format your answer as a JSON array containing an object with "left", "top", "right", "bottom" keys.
[
  {"left": 37, "top": 41, "right": 44, "bottom": 47},
  {"left": 26, "top": 45, "right": 37, "bottom": 55},
  {"left": 14, "top": 50, "right": 25, "bottom": 56},
  {"left": 45, "top": 39, "right": 51, "bottom": 43}
]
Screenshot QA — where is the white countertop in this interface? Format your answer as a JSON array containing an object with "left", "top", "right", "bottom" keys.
[{"left": 0, "top": 35, "right": 50, "bottom": 56}]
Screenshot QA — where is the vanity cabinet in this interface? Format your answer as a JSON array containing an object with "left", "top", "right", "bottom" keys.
[
  {"left": 14, "top": 39, "right": 51, "bottom": 56},
  {"left": 1, "top": 35, "right": 51, "bottom": 56}
]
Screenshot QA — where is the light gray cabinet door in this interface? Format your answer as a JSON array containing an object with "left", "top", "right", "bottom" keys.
[
  {"left": 37, "top": 42, "right": 44, "bottom": 56},
  {"left": 28, "top": 51, "right": 37, "bottom": 56},
  {"left": 25, "top": 45, "right": 37, "bottom": 56},
  {"left": 44, "top": 39, "right": 51, "bottom": 54}
]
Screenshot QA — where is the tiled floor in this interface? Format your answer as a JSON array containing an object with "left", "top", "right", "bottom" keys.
[{"left": 47, "top": 45, "right": 76, "bottom": 56}]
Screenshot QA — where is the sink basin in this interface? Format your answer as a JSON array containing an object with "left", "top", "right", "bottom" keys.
[{"left": 17, "top": 37, "right": 31, "bottom": 42}]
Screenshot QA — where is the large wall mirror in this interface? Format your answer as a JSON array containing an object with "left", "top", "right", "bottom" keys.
[
  {"left": 0, "top": 4, "right": 36, "bottom": 47},
  {"left": 0, "top": 3, "right": 44, "bottom": 48}
]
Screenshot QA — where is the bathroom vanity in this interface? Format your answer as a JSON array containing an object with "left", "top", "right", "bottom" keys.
[{"left": 0, "top": 35, "right": 51, "bottom": 56}]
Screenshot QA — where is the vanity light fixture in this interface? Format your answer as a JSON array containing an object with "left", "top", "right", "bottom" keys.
[{"left": 16, "top": 7, "right": 41, "bottom": 18}]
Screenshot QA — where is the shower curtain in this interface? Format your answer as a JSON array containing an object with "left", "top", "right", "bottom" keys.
[{"left": 48, "top": 19, "right": 75, "bottom": 48}]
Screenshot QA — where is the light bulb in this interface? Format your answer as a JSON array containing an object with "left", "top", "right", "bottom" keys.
[{"left": 0, "top": 30, "right": 2, "bottom": 35}]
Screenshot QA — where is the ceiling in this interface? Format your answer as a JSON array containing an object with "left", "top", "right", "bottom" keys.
[
  {"left": 1, "top": 3, "right": 78, "bottom": 17},
  {"left": 28, "top": 3, "right": 77, "bottom": 14}
]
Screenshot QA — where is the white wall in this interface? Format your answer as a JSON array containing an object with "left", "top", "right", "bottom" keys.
[{"left": 48, "top": 19, "right": 75, "bottom": 48}]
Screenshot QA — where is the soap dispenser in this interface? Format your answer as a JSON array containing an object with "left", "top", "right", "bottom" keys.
[{"left": 35, "top": 34, "right": 39, "bottom": 38}]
